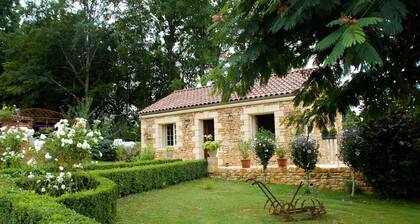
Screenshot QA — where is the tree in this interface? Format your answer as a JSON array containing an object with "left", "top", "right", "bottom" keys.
[
  {"left": 147, "top": 0, "right": 219, "bottom": 98},
  {"left": 209, "top": 0, "right": 419, "bottom": 131},
  {"left": 0, "top": 0, "right": 118, "bottom": 109}
]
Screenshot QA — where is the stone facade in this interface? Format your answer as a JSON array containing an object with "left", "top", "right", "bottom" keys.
[
  {"left": 140, "top": 97, "right": 342, "bottom": 167},
  {"left": 210, "top": 166, "right": 370, "bottom": 192}
]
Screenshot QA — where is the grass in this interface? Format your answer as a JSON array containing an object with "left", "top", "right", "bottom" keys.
[{"left": 116, "top": 178, "right": 420, "bottom": 224}]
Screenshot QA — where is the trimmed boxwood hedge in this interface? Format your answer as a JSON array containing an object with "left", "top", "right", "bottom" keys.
[
  {"left": 0, "top": 160, "right": 208, "bottom": 224},
  {"left": 89, "top": 160, "right": 208, "bottom": 196},
  {"left": 56, "top": 175, "right": 118, "bottom": 224},
  {"left": 0, "top": 159, "right": 181, "bottom": 175},
  {"left": 0, "top": 176, "right": 99, "bottom": 224},
  {"left": 83, "top": 159, "right": 181, "bottom": 171}
]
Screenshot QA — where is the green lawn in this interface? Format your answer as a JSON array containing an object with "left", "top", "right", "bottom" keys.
[{"left": 116, "top": 178, "right": 420, "bottom": 224}]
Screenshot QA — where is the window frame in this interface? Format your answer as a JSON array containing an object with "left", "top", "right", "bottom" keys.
[{"left": 163, "top": 123, "right": 176, "bottom": 147}]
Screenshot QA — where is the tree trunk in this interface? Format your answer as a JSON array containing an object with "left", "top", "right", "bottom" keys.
[{"left": 351, "top": 169, "right": 355, "bottom": 198}]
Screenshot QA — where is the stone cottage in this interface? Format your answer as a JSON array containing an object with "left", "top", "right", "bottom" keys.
[{"left": 139, "top": 68, "right": 341, "bottom": 167}]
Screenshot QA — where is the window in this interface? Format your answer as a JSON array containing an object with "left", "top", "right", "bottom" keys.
[{"left": 163, "top": 124, "right": 176, "bottom": 146}]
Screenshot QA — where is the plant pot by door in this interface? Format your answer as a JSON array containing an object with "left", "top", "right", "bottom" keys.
[
  {"left": 241, "top": 159, "right": 251, "bottom": 168},
  {"left": 277, "top": 158, "right": 288, "bottom": 168}
]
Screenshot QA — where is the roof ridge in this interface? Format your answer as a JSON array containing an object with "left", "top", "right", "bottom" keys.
[{"left": 173, "top": 84, "right": 213, "bottom": 93}]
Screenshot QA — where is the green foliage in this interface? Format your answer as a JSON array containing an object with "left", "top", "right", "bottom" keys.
[
  {"left": 343, "top": 106, "right": 420, "bottom": 199},
  {"left": 115, "top": 146, "right": 127, "bottom": 162},
  {"left": 290, "top": 135, "right": 320, "bottom": 173},
  {"left": 203, "top": 140, "right": 220, "bottom": 152},
  {"left": 0, "top": 176, "right": 99, "bottom": 224},
  {"left": 89, "top": 160, "right": 208, "bottom": 196},
  {"left": 275, "top": 145, "right": 288, "bottom": 159},
  {"left": 56, "top": 175, "right": 118, "bottom": 224},
  {"left": 94, "top": 139, "right": 116, "bottom": 161},
  {"left": 254, "top": 129, "right": 276, "bottom": 170},
  {"left": 0, "top": 105, "right": 14, "bottom": 120},
  {"left": 138, "top": 144, "right": 156, "bottom": 161},
  {"left": 63, "top": 97, "right": 96, "bottom": 120},
  {"left": 237, "top": 139, "right": 253, "bottom": 160},
  {"left": 338, "top": 129, "right": 364, "bottom": 170},
  {"left": 83, "top": 159, "right": 180, "bottom": 171},
  {"left": 209, "top": 0, "right": 419, "bottom": 132}
]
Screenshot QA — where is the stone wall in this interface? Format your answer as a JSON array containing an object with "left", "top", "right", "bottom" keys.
[
  {"left": 209, "top": 166, "right": 370, "bottom": 192},
  {"left": 140, "top": 97, "right": 342, "bottom": 166}
]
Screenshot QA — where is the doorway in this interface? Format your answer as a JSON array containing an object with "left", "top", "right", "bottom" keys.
[{"left": 202, "top": 119, "right": 215, "bottom": 159}]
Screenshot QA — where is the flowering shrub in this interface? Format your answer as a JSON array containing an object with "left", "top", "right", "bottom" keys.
[
  {"left": 24, "top": 168, "right": 74, "bottom": 197},
  {"left": 290, "top": 135, "right": 319, "bottom": 173},
  {"left": 0, "top": 126, "right": 34, "bottom": 168},
  {"left": 41, "top": 118, "right": 103, "bottom": 168},
  {"left": 254, "top": 129, "right": 276, "bottom": 170},
  {"left": 338, "top": 129, "right": 363, "bottom": 170}
]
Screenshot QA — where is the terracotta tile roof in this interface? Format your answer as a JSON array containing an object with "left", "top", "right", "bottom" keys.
[{"left": 140, "top": 68, "right": 316, "bottom": 115}]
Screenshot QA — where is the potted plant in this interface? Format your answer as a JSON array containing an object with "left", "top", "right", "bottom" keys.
[
  {"left": 275, "top": 145, "right": 288, "bottom": 168},
  {"left": 203, "top": 140, "right": 220, "bottom": 157},
  {"left": 165, "top": 146, "right": 175, "bottom": 159},
  {"left": 238, "top": 139, "right": 253, "bottom": 168}
]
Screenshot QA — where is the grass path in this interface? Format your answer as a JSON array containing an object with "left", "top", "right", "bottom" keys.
[{"left": 117, "top": 178, "right": 420, "bottom": 224}]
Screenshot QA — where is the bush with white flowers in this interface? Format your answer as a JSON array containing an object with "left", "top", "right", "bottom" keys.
[
  {"left": 41, "top": 118, "right": 103, "bottom": 168},
  {"left": 254, "top": 129, "right": 276, "bottom": 170},
  {"left": 290, "top": 135, "right": 320, "bottom": 173},
  {"left": 23, "top": 167, "right": 75, "bottom": 197},
  {"left": 0, "top": 126, "right": 34, "bottom": 168}
]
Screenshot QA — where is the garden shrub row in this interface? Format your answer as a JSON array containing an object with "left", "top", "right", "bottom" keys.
[
  {"left": 0, "top": 176, "right": 99, "bottom": 224},
  {"left": 89, "top": 160, "right": 208, "bottom": 196},
  {"left": 83, "top": 159, "right": 181, "bottom": 171},
  {"left": 56, "top": 175, "right": 118, "bottom": 224},
  {"left": 0, "top": 160, "right": 207, "bottom": 224}
]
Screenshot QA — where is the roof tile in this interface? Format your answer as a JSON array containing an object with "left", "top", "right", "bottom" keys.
[{"left": 140, "top": 68, "right": 315, "bottom": 115}]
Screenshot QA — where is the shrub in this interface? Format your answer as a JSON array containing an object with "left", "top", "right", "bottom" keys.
[
  {"left": 254, "top": 129, "right": 276, "bottom": 170},
  {"left": 56, "top": 175, "right": 118, "bottom": 224},
  {"left": 89, "top": 160, "right": 208, "bottom": 196},
  {"left": 238, "top": 139, "right": 252, "bottom": 160},
  {"left": 114, "top": 145, "right": 127, "bottom": 161},
  {"left": 138, "top": 144, "right": 155, "bottom": 161},
  {"left": 349, "top": 106, "right": 420, "bottom": 199},
  {"left": 0, "top": 126, "right": 34, "bottom": 168},
  {"left": 0, "top": 176, "right": 98, "bottom": 224},
  {"left": 339, "top": 128, "right": 364, "bottom": 198},
  {"left": 94, "top": 139, "right": 116, "bottom": 161},
  {"left": 16, "top": 170, "right": 97, "bottom": 197},
  {"left": 83, "top": 159, "right": 181, "bottom": 170},
  {"left": 40, "top": 118, "right": 103, "bottom": 168},
  {"left": 290, "top": 135, "right": 320, "bottom": 173}
]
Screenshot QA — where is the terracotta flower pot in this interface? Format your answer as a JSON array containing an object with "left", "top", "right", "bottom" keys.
[
  {"left": 241, "top": 159, "right": 251, "bottom": 168},
  {"left": 277, "top": 158, "right": 288, "bottom": 168}
]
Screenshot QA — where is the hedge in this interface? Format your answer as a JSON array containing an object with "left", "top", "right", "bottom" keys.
[
  {"left": 0, "top": 160, "right": 208, "bottom": 224},
  {"left": 56, "top": 175, "right": 118, "bottom": 224},
  {"left": 89, "top": 160, "right": 208, "bottom": 196},
  {"left": 0, "top": 159, "right": 182, "bottom": 175},
  {"left": 0, "top": 176, "right": 99, "bottom": 224},
  {"left": 83, "top": 159, "right": 181, "bottom": 171}
]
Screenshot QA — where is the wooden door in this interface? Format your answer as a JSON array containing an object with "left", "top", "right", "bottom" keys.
[{"left": 203, "top": 119, "right": 215, "bottom": 159}]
